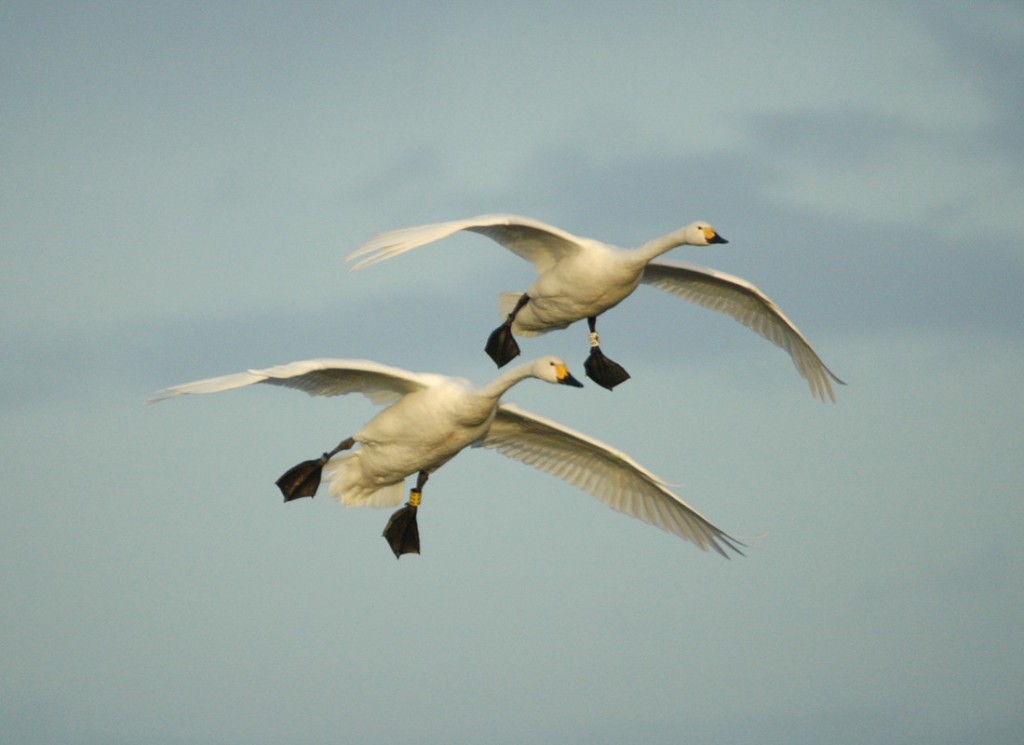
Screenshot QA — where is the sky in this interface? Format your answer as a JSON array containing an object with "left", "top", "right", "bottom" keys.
[{"left": 2, "top": 1, "right": 1022, "bottom": 743}]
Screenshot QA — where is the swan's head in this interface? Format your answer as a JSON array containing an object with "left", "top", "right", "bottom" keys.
[
  {"left": 534, "top": 356, "right": 584, "bottom": 387},
  {"left": 683, "top": 221, "right": 728, "bottom": 246}
]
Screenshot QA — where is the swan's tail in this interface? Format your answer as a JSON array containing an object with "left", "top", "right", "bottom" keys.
[
  {"left": 497, "top": 291, "right": 557, "bottom": 337},
  {"left": 323, "top": 452, "right": 405, "bottom": 508}
]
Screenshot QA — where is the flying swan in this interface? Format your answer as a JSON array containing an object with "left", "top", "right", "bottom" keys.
[
  {"left": 148, "top": 356, "right": 741, "bottom": 558},
  {"left": 346, "top": 214, "right": 843, "bottom": 401}
]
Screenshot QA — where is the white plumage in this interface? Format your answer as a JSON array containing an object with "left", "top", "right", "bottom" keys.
[
  {"left": 149, "top": 356, "right": 741, "bottom": 557},
  {"left": 346, "top": 213, "right": 842, "bottom": 401}
]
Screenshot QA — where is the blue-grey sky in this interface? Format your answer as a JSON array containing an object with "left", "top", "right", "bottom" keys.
[{"left": 3, "top": 2, "right": 1022, "bottom": 743}]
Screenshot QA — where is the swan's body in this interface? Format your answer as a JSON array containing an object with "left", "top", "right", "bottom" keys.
[
  {"left": 347, "top": 214, "right": 842, "bottom": 401},
  {"left": 149, "top": 356, "right": 740, "bottom": 557}
]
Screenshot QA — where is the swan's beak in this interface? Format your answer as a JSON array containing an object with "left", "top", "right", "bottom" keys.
[
  {"left": 556, "top": 364, "right": 584, "bottom": 388},
  {"left": 702, "top": 226, "right": 728, "bottom": 245}
]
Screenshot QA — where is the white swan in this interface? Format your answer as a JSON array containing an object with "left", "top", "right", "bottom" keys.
[
  {"left": 346, "top": 214, "right": 842, "bottom": 401},
  {"left": 148, "top": 356, "right": 741, "bottom": 558}
]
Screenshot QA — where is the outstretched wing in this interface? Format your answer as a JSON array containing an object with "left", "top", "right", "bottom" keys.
[
  {"left": 481, "top": 403, "right": 743, "bottom": 557},
  {"left": 346, "top": 214, "right": 586, "bottom": 274},
  {"left": 148, "top": 358, "right": 431, "bottom": 406},
  {"left": 642, "top": 260, "right": 843, "bottom": 403}
]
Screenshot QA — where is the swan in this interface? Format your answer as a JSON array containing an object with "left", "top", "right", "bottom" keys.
[
  {"left": 148, "top": 356, "right": 741, "bottom": 558},
  {"left": 346, "top": 214, "right": 843, "bottom": 401}
]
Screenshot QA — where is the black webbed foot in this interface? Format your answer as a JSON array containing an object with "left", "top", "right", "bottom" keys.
[
  {"left": 275, "top": 437, "right": 354, "bottom": 502},
  {"left": 275, "top": 455, "right": 328, "bottom": 501},
  {"left": 584, "top": 347, "right": 631, "bottom": 391},
  {"left": 485, "top": 322, "right": 521, "bottom": 367},
  {"left": 383, "top": 503, "right": 420, "bottom": 558}
]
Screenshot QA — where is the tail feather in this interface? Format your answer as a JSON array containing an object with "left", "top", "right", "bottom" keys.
[
  {"left": 497, "top": 291, "right": 548, "bottom": 337},
  {"left": 497, "top": 291, "right": 522, "bottom": 319},
  {"left": 323, "top": 452, "right": 406, "bottom": 508}
]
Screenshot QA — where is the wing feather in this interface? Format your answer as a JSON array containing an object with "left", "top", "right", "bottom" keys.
[
  {"left": 148, "top": 358, "right": 430, "bottom": 406},
  {"left": 481, "top": 403, "right": 743, "bottom": 557},
  {"left": 346, "top": 214, "right": 585, "bottom": 274},
  {"left": 642, "top": 260, "right": 843, "bottom": 402}
]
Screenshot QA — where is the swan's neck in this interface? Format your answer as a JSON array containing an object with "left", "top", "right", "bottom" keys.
[
  {"left": 634, "top": 227, "right": 690, "bottom": 262},
  {"left": 476, "top": 362, "right": 536, "bottom": 403}
]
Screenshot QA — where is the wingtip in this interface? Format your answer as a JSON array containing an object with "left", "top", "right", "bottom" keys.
[{"left": 710, "top": 533, "right": 746, "bottom": 559}]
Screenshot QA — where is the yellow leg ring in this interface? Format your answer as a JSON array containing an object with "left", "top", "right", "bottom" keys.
[{"left": 408, "top": 490, "right": 422, "bottom": 508}]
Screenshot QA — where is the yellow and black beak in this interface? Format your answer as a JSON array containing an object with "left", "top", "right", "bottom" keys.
[
  {"left": 704, "top": 227, "right": 728, "bottom": 245},
  {"left": 556, "top": 363, "right": 584, "bottom": 388}
]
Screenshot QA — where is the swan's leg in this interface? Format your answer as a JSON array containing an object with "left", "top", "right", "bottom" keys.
[
  {"left": 583, "top": 316, "right": 631, "bottom": 391},
  {"left": 275, "top": 437, "right": 355, "bottom": 502},
  {"left": 485, "top": 293, "right": 529, "bottom": 367},
  {"left": 383, "top": 470, "right": 428, "bottom": 558}
]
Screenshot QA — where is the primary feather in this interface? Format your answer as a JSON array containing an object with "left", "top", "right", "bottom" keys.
[{"left": 641, "top": 261, "right": 844, "bottom": 402}]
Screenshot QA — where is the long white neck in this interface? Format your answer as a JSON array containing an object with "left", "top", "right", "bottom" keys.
[
  {"left": 632, "top": 226, "right": 693, "bottom": 263},
  {"left": 476, "top": 360, "right": 538, "bottom": 403}
]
